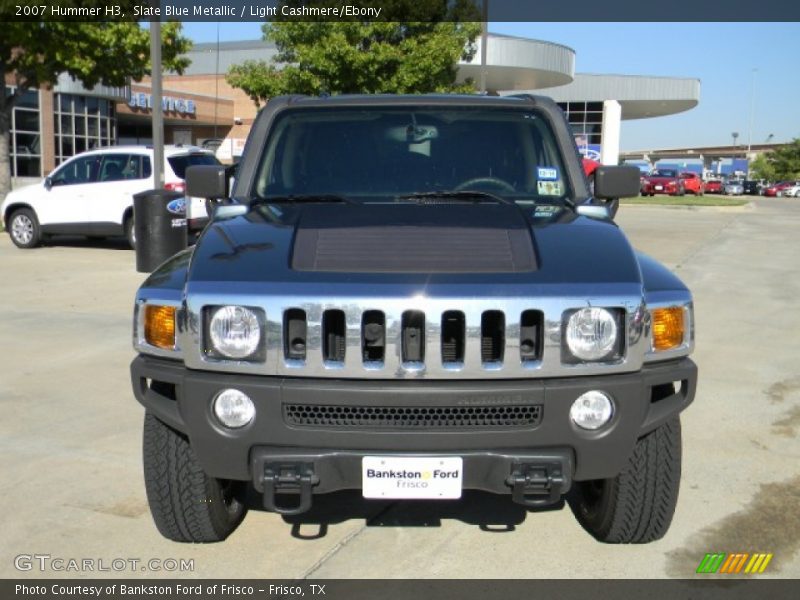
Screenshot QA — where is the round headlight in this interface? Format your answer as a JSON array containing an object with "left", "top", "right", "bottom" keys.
[
  {"left": 570, "top": 391, "right": 614, "bottom": 430},
  {"left": 209, "top": 305, "right": 261, "bottom": 359},
  {"left": 566, "top": 307, "right": 618, "bottom": 361},
  {"left": 213, "top": 388, "right": 255, "bottom": 428}
]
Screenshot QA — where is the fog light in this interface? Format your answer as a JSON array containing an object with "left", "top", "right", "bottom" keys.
[
  {"left": 570, "top": 391, "right": 614, "bottom": 430},
  {"left": 213, "top": 389, "right": 255, "bottom": 428}
]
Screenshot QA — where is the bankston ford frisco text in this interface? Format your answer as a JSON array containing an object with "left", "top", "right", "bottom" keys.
[
  {"left": 15, "top": 584, "right": 325, "bottom": 597},
  {"left": 365, "top": 467, "right": 461, "bottom": 489}
]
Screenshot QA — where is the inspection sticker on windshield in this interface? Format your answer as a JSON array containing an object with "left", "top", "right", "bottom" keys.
[
  {"left": 362, "top": 456, "right": 463, "bottom": 499},
  {"left": 537, "top": 180, "right": 563, "bottom": 196},
  {"left": 537, "top": 167, "right": 559, "bottom": 181}
]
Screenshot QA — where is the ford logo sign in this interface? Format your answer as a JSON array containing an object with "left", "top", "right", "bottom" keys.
[{"left": 166, "top": 198, "right": 186, "bottom": 215}]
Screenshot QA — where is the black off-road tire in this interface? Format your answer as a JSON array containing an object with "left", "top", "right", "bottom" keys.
[
  {"left": 568, "top": 417, "right": 682, "bottom": 544},
  {"left": 8, "top": 208, "right": 42, "bottom": 249},
  {"left": 142, "top": 413, "right": 247, "bottom": 543}
]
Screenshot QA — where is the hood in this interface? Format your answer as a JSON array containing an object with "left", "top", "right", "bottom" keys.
[
  {"left": 188, "top": 202, "right": 642, "bottom": 288},
  {"left": 1, "top": 182, "right": 42, "bottom": 211}
]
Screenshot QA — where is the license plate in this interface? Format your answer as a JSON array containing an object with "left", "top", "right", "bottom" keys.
[
  {"left": 362, "top": 456, "right": 463, "bottom": 499},
  {"left": 655, "top": 185, "right": 663, "bottom": 190}
]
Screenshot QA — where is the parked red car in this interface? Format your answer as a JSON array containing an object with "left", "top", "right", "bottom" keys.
[
  {"left": 641, "top": 168, "right": 684, "bottom": 196},
  {"left": 703, "top": 179, "right": 723, "bottom": 194},
  {"left": 679, "top": 172, "right": 704, "bottom": 195},
  {"left": 582, "top": 157, "right": 600, "bottom": 177},
  {"left": 764, "top": 181, "right": 800, "bottom": 197}
]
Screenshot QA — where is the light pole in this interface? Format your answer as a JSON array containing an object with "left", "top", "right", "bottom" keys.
[{"left": 747, "top": 68, "right": 757, "bottom": 152}]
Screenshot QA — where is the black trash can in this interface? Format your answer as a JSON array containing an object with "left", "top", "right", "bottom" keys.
[{"left": 133, "top": 189, "right": 188, "bottom": 273}]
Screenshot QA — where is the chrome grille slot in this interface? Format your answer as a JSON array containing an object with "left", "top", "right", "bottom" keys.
[
  {"left": 283, "top": 402, "right": 543, "bottom": 430},
  {"left": 441, "top": 311, "right": 465, "bottom": 365},
  {"left": 361, "top": 310, "right": 385, "bottom": 362},
  {"left": 401, "top": 310, "right": 425, "bottom": 364},
  {"left": 284, "top": 308, "right": 307, "bottom": 360},
  {"left": 322, "top": 309, "right": 346, "bottom": 363},
  {"left": 520, "top": 309, "right": 543, "bottom": 362},
  {"left": 481, "top": 310, "right": 505, "bottom": 365}
]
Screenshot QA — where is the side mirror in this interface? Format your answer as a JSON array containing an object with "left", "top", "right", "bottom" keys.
[
  {"left": 593, "top": 166, "right": 641, "bottom": 200},
  {"left": 43, "top": 177, "right": 53, "bottom": 191},
  {"left": 186, "top": 165, "right": 228, "bottom": 199}
]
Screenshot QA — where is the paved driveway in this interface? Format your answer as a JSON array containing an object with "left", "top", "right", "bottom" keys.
[{"left": 1, "top": 198, "right": 798, "bottom": 578}]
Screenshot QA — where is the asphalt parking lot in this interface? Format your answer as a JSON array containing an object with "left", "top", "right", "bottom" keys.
[{"left": 1, "top": 197, "right": 798, "bottom": 579}]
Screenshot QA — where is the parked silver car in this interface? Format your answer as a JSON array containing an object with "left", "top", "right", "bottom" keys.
[{"left": 724, "top": 181, "right": 744, "bottom": 195}]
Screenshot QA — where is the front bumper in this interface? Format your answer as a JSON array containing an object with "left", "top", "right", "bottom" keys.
[{"left": 131, "top": 355, "right": 696, "bottom": 496}]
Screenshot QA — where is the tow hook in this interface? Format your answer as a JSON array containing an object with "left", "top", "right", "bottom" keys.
[
  {"left": 506, "top": 462, "right": 566, "bottom": 507},
  {"left": 262, "top": 462, "right": 318, "bottom": 515}
]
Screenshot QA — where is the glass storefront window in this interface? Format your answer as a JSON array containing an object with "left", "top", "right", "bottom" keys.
[
  {"left": 6, "top": 86, "right": 41, "bottom": 177},
  {"left": 54, "top": 93, "right": 117, "bottom": 164}
]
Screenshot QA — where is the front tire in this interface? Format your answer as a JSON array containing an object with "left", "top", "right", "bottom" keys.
[
  {"left": 568, "top": 417, "right": 681, "bottom": 543},
  {"left": 143, "top": 413, "right": 247, "bottom": 543},
  {"left": 8, "top": 208, "right": 42, "bottom": 249}
]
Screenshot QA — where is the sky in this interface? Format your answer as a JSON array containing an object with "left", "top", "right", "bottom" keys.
[{"left": 180, "top": 21, "right": 800, "bottom": 151}]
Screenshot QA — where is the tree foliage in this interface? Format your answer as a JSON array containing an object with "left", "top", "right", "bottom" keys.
[
  {"left": 748, "top": 154, "right": 777, "bottom": 181},
  {"left": 749, "top": 139, "right": 800, "bottom": 181},
  {"left": 227, "top": 2, "right": 482, "bottom": 105},
  {"left": 1, "top": 8, "right": 191, "bottom": 198},
  {"left": 763, "top": 138, "right": 800, "bottom": 180}
]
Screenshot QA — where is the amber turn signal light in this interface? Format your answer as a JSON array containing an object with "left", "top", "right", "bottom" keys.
[
  {"left": 144, "top": 305, "right": 176, "bottom": 350},
  {"left": 651, "top": 307, "right": 684, "bottom": 351}
]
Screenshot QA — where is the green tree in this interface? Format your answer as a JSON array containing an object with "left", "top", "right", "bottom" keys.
[
  {"left": 762, "top": 138, "right": 800, "bottom": 180},
  {"left": 748, "top": 154, "right": 777, "bottom": 181},
  {"left": 1, "top": 9, "right": 191, "bottom": 200},
  {"left": 227, "top": 2, "right": 481, "bottom": 105}
]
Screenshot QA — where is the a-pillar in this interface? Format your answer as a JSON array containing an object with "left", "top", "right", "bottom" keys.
[{"left": 600, "top": 99, "right": 622, "bottom": 165}]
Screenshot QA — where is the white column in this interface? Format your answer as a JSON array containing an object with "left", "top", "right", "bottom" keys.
[{"left": 600, "top": 100, "right": 622, "bottom": 166}]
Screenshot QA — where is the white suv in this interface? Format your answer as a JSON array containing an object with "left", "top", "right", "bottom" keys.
[{"left": 1, "top": 145, "right": 220, "bottom": 249}]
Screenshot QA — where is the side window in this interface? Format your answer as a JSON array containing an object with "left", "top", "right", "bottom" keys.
[
  {"left": 142, "top": 157, "right": 152, "bottom": 179},
  {"left": 50, "top": 155, "right": 100, "bottom": 186},
  {"left": 122, "top": 154, "right": 150, "bottom": 179},
  {"left": 99, "top": 154, "right": 131, "bottom": 182}
]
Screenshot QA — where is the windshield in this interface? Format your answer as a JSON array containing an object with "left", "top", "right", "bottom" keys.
[
  {"left": 652, "top": 169, "right": 677, "bottom": 178},
  {"left": 252, "top": 107, "right": 571, "bottom": 204}
]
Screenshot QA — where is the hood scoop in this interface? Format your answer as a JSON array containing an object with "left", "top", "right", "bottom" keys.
[{"left": 290, "top": 204, "right": 537, "bottom": 273}]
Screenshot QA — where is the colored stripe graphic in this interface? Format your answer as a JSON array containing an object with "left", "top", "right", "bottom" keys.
[
  {"left": 697, "top": 553, "right": 774, "bottom": 574},
  {"left": 697, "top": 553, "right": 726, "bottom": 573}
]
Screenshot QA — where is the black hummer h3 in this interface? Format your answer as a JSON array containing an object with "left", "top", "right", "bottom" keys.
[{"left": 131, "top": 94, "right": 697, "bottom": 543}]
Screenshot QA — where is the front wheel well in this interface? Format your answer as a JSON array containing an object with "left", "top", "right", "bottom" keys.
[
  {"left": 3, "top": 203, "right": 35, "bottom": 229},
  {"left": 123, "top": 206, "right": 134, "bottom": 225}
]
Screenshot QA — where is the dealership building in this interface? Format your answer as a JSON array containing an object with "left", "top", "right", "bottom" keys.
[{"left": 6, "top": 33, "right": 699, "bottom": 182}]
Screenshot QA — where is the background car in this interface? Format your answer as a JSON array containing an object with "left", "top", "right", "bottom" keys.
[
  {"left": 1, "top": 145, "right": 219, "bottom": 249},
  {"left": 742, "top": 179, "right": 767, "bottom": 195},
  {"left": 641, "top": 168, "right": 684, "bottom": 196},
  {"left": 781, "top": 184, "right": 800, "bottom": 198},
  {"left": 763, "top": 181, "right": 799, "bottom": 197},
  {"left": 703, "top": 178, "right": 724, "bottom": 194},
  {"left": 724, "top": 180, "right": 744, "bottom": 195},
  {"left": 679, "top": 171, "right": 704, "bottom": 195}
]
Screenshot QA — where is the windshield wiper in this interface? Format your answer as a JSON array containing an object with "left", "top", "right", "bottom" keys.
[
  {"left": 252, "top": 194, "right": 357, "bottom": 205},
  {"left": 397, "top": 190, "right": 516, "bottom": 206}
]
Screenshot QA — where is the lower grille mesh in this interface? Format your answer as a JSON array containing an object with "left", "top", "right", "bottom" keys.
[{"left": 283, "top": 403, "right": 543, "bottom": 430}]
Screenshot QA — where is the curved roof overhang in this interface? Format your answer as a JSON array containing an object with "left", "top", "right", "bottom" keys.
[
  {"left": 512, "top": 73, "right": 700, "bottom": 120},
  {"left": 457, "top": 34, "right": 575, "bottom": 91}
]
